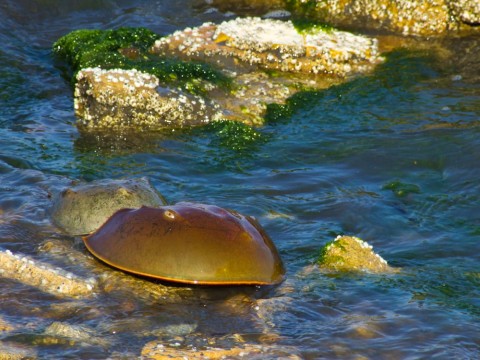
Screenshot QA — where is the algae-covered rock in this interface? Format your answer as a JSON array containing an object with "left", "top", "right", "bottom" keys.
[
  {"left": 318, "top": 235, "right": 395, "bottom": 273},
  {"left": 54, "top": 19, "right": 382, "bottom": 131},
  {"left": 53, "top": 27, "right": 228, "bottom": 89},
  {"left": 51, "top": 177, "right": 166, "bottom": 235}
]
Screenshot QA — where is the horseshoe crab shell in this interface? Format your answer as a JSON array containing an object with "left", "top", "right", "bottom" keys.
[
  {"left": 51, "top": 177, "right": 166, "bottom": 236},
  {"left": 83, "top": 203, "right": 285, "bottom": 285}
]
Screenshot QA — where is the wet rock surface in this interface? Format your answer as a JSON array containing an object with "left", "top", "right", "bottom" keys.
[
  {"left": 0, "top": 342, "right": 37, "bottom": 360},
  {"left": 37, "top": 238, "right": 186, "bottom": 302},
  {"left": 50, "top": 177, "right": 166, "bottom": 235},
  {"left": 74, "top": 68, "right": 224, "bottom": 131},
  {"left": 153, "top": 17, "right": 381, "bottom": 76},
  {"left": 0, "top": 249, "right": 96, "bottom": 298},
  {"left": 43, "top": 321, "right": 108, "bottom": 347},
  {"left": 449, "top": 0, "right": 480, "bottom": 25},
  {"left": 141, "top": 334, "right": 302, "bottom": 359}
]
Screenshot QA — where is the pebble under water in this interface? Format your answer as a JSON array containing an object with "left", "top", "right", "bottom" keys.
[{"left": 1, "top": 1, "right": 479, "bottom": 358}]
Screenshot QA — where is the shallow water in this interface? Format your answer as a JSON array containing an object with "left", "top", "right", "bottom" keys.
[{"left": 1, "top": 0, "right": 479, "bottom": 358}]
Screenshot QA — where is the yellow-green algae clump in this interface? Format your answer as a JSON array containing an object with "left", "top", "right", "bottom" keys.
[{"left": 318, "top": 235, "right": 396, "bottom": 273}]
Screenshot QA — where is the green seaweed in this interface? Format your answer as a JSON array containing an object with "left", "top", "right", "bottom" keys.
[
  {"left": 53, "top": 28, "right": 157, "bottom": 73},
  {"left": 291, "top": 18, "right": 335, "bottom": 34},
  {"left": 53, "top": 27, "right": 230, "bottom": 93},
  {"left": 383, "top": 180, "right": 421, "bottom": 198},
  {"left": 203, "top": 120, "right": 267, "bottom": 152},
  {"left": 317, "top": 239, "right": 335, "bottom": 265},
  {"left": 286, "top": 0, "right": 321, "bottom": 15},
  {"left": 264, "top": 90, "right": 323, "bottom": 123},
  {"left": 285, "top": 0, "right": 331, "bottom": 24}
]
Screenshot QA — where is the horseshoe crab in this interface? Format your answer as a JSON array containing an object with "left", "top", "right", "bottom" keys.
[
  {"left": 83, "top": 202, "right": 285, "bottom": 285},
  {"left": 51, "top": 177, "right": 166, "bottom": 236}
]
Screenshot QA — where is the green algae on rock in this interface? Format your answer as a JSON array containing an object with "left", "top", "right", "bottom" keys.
[
  {"left": 53, "top": 27, "right": 229, "bottom": 91},
  {"left": 318, "top": 235, "right": 395, "bottom": 273},
  {"left": 201, "top": 119, "right": 268, "bottom": 152}
]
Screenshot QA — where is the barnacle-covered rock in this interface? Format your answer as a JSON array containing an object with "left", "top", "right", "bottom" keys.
[
  {"left": 318, "top": 235, "right": 396, "bottom": 273},
  {"left": 212, "top": 0, "right": 480, "bottom": 36},
  {"left": 288, "top": 0, "right": 452, "bottom": 36},
  {"left": 74, "top": 67, "right": 224, "bottom": 131},
  {"left": 0, "top": 249, "right": 96, "bottom": 298},
  {"left": 152, "top": 17, "right": 382, "bottom": 77},
  {"left": 448, "top": 0, "right": 480, "bottom": 25},
  {"left": 55, "top": 19, "right": 382, "bottom": 131}
]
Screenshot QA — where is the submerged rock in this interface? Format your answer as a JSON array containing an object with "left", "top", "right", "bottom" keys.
[
  {"left": 55, "top": 18, "right": 382, "bottom": 131},
  {"left": 0, "top": 315, "right": 15, "bottom": 333},
  {"left": 318, "top": 235, "right": 395, "bottom": 273},
  {"left": 50, "top": 177, "right": 166, "bottom": 236},
  {"left": 43, "top": 321, "right": 108, "bottom": 347},
  {"left": 0, "top": 342, "right": 37, "bottom": 360},
  {"left": 141, "top": 334, "right": 302, "bottom": 359},
  {"left": 37, "top": 238, "right": 188, "bottom": 303},
  {"left": 0, "top": 249, "right": 96, "bottom": 298}
]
